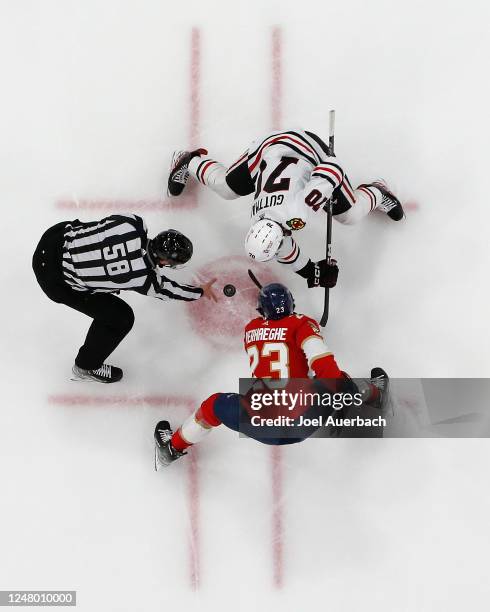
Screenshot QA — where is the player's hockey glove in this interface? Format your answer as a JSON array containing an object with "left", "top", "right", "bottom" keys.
[
  {"left": 337, "top": 371, "right": 359, "bottom": 395},
  {"left": 312, "top": 371, "right": 358, "bottom": 438},
  {"left": 313, "top": 371, "right": 358, "bottom": 396},
  {"left": 296, "top": 258, "right": 339, "bottom": 288}
]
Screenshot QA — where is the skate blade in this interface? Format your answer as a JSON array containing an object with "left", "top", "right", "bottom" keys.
[
  {"left": 385, "top": 392, "right": 395, "bottom": 417},
  {"left": 154, "top": 446, "right": 166, "bottom": 471},
  {"left": 379, "top": 382, "right": 394, "bottom": 417},
  {"left": 70, "top": 374, "right": 96, "bottom": 382},
  {"left": 166, "top": 151, "right": 182, "bottom": 197},
  {"left": 70, "top": 373, "right": 112, "bottom": 383}
]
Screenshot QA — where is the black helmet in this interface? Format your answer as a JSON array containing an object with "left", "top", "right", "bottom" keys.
[
  {"left": 257, "top": 283, "right": 295, "bottom": 320},
  {"left": 148, "top": 230, "right": 193, "bottom": 268}
]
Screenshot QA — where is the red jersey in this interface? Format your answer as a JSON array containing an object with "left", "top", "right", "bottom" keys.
[{"left": 243, "top": 313, "right": 342, "bottom": 379}]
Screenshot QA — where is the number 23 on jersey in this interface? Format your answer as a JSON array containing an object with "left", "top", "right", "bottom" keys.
[{"left": 247, "top": 342, "right": 290, "bottom": 378}]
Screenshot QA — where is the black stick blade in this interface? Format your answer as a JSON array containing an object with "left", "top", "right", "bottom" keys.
[
  {"left": 247, "top": 269, "right": 263, "bottom": 289},
  {"left": 320, "top": 296, "right": 329, "bottom": 327}
]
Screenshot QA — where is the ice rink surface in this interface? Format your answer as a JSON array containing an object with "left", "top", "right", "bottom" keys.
[{"left": 1, "top": 1, "right": 490, "bottom": 610}]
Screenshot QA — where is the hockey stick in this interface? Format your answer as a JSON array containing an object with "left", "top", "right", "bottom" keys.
[
  {"left": 248, "top": 269, "right": 263, "bottom": 289},
  {"left": 319, "top": 109, "right": 336, "bottom": 328}
]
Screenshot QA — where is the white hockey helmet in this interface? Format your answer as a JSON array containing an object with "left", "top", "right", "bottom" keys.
[{"left": 245, "top": 219, "right": 284, "bottom": 262}]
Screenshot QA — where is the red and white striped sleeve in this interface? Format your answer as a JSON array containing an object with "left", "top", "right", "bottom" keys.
[{"left": 296, "top": 317, "right": 342, "bottom": 379}]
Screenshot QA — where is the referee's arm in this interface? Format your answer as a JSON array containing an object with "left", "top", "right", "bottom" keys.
[{"left": 137, "top": 272, "right": 203, "bottom": 302}]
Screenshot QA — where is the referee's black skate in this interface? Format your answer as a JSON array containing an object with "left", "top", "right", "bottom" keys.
[
  {"left": 71, "top": 363, "right": 123, "bottom": 383},
  {"left": 154, "top": 420, "right": 186, "bottom": 470},
  {"left": 167, "top": 148, "right": 207, "bottom": 196},
  {"left": 360, "top": 181, "right": 405, "bottom": 221}
]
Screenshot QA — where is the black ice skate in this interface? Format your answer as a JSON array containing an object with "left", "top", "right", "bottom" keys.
[
  {"left": 71, "top": 363, "right": 123, "bottom": 383},
  {"left": 360, "top": 181, "right": 405, "bottom": 221},
  {"left": 154, "top": 420, "right": 187, "bottom": 470},
  {"left": 369, "top": 367, "right": 391, "bottom": 413},
  {"left": 167, "top": 148, "right": 207, "bottom": 196}
]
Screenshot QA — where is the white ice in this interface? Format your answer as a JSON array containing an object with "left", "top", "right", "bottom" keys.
[{"left": 1, "top": 1, "right": 490, "bottom": 610}]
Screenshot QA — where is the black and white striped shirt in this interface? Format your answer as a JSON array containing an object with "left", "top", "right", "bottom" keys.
[{"left": 61, "top": 215, "right": 202, "bottom": 301}]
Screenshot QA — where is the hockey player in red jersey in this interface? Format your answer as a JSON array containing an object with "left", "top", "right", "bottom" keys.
[
  {"left": 244, "top": 303, "right": 341, "bottom": 379},
  {"left": 166, "top": 128, "right": 404, "bottom": 289},
  {"left": 154, "top": 283, "right": 389, "bottom": 467}
]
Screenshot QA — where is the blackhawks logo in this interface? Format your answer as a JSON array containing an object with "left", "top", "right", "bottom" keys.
[{"left": 286, "top": 217, "right": 306, "bottom": 230}]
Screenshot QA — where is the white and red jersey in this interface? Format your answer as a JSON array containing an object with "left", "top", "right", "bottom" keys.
[
  {"left": 233, "top": 128, "right": 354, "bottom": 232},
  {"left": 243, "top": 312, "right": 342, "bottom": 379}
]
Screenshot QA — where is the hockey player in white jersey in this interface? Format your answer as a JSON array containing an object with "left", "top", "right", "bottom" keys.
[{"left": 167, "top": 129, "right": 404, "bottom": 289}]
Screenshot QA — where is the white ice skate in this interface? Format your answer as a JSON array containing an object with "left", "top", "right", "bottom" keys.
[
  {"left": 154, "top": 420, "right": 186, "bottom": 470},
  {"left": 167, "top": 148, "right": 207, "bottom": 196},
  {"left": 359, "top": 181, "right": 405, "bottom": 221}
]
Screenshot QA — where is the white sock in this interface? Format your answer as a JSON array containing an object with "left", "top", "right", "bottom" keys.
[
  {"left": 179, "top": 412, "right": 214, "bottom": 445},
  {"left": 335, "top": 186, "right": 382, "bottom": 225},
  {"left": 188, "top": 156, "right": 239, "bottom": 200}
]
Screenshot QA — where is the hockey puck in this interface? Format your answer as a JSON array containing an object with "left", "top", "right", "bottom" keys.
[{"left": 223, "top": 284, "right": 236, "bottom": 297}]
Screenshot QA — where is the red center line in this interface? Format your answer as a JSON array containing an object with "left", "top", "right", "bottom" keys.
[
  {"left": 270, "top": 25, "right": 285, "bottom": 590},
  {"left": 187, "top": 26, "right": 201, "bottom": 590},
  {"left": 47, "top": 394, "right": 194, "bottom": 407},
  {"left": 55, "top": 198, "right": 191, "bottom": 212},
  {"left": 188, "top": 447, "right": 200, "bottom": 589},
  {"left": 189, "top": 27, "right": 201, "bottom": 150},
  {"left": 271, "top": 26, "right": 283, "bottom": 132},
  {"left": 271, "top": 445, "right": 284, "bottom": 588}
]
